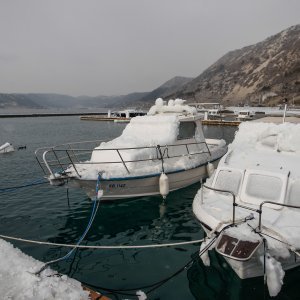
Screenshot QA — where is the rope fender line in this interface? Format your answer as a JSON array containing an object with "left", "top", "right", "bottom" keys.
[{"left": 0, "top": 234, "right": 205, "bottom": 249}]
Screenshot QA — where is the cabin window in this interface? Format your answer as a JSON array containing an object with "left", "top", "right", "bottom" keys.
[
  {"left": 177, "top": 122, "right": 196, "bottom": 140},
  {"left": 240, "top": 170, "right": 288, "bottom": 208},
  {"left": 245, "top": 174, "right": 282, "bottom": 202},
  {"left": 214, "top": 169, "right": 242, "bottom": 195}
]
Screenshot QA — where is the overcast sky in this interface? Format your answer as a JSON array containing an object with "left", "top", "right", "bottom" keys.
[{"left": 0, "top": 0, "right": 299, "bottom": 96}]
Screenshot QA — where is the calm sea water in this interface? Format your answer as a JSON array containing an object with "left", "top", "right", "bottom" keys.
[{"left": 0, "top": 117, "right": 299, "bottom": 300}]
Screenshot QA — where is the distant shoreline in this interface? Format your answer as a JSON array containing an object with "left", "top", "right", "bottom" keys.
[{"left": 0, "top": 112, "right": 107, "bottom": 118}]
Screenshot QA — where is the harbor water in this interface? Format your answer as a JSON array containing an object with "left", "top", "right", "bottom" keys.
[{"left": 0, "top": 116, "right": 299, "bottom": 300}]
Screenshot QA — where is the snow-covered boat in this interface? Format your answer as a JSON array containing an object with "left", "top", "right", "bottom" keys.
[
  {"left": 193, "top": 121, "right": 300, "bottom": 296},
  {"left": 35, "top": 99, "right": 227, "bottom": 201},
  {"left": 0, "top": 142, "right": 14, "bottom": 154}
]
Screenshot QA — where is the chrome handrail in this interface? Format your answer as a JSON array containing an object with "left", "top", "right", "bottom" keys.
[
  {"left": 36, "top": 140, "right": 211, "bottom": 178},
  {"left": 202, "top": 185, "right": 300, "bottom": 230},
  {"left": 258, "top": 201, "right": 300, "bottom": 232},
  {"left": 202, "top": 184, "right": 237, "bottom": 225}
]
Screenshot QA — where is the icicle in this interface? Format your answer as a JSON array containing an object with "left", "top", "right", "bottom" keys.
[{"left": 262, "top": 253, "right": 285, "bottom": 297}]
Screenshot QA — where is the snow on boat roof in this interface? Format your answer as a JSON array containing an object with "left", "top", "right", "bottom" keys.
[
  {"left": 222, "top": 122, "right": 300, "bottom": 176},
  {"left": 230, "top": 122, "right": 300, "bottom": 152},
  {"left": 95, "top": 114, "right": 180, "bottom": 149},
  {"left": 95, "top": 98, "right": 201, "bottom": 150},
  {"left": 0, "top": 238, "right": 89, "bottom": 299},
  {"left": 147, "top": 98, "right": 198, "bottom": 116}
]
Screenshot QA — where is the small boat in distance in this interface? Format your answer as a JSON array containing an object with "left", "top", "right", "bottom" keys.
[
  {"left": 193, "top": 121, "right": 300, "bottom": 296},
  {"left": 36, "top": 98, "right": 227, "bottom": 201},
  {"left": 235, "top": 110, "right": 254, "bottom": 121},
  {"left": 112, "top": 108, "right": 146, "bottom": 118},
  {"left": 80, "top": 108, "right": 146, "bottom": 122},
  {"left": 0, "top": 142, "right": 14, "bottom": 154}
]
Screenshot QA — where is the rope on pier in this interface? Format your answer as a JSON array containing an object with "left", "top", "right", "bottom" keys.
[{"left": 0, "top": 234, "right": 204, "bottom": 249}]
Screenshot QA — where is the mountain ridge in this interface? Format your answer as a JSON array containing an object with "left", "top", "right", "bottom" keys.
[
  {"left": 166, "top": 24, "right": 300, "bottom": 106},
  {"left": 1, "top": 24, "right": 299, "bottom": 110}
]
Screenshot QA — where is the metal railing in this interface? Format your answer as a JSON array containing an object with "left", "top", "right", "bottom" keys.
[
  {"left": 35, "top": 139, "right": 212, "bottom": 179},
  {"left": 258, "top": 201, "right": 300, "bottom": 231},
  {"left": 202, "top": 184, "right": 300, "bottom": 229}
]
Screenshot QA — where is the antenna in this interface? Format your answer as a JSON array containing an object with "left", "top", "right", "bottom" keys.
[{"left": 282, "top": 98, "right": 287, "bottom": 123}]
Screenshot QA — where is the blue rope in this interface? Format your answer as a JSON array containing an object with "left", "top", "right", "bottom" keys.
[
  {"left": 95, "top": 172, "right": 102, "bottom": 197},
  {"left": 36, "top": 173, "right": 102, "bottom": 274}
]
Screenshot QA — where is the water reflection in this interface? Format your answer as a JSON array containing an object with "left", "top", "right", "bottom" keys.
[
  {"left": 34, "top": 184, "right": 202, "bottom": 300},
  {"left": 188, "top": 250, "right": 300, "bottom": 300}
]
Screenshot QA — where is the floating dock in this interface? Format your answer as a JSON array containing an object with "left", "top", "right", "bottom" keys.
[
  {"left": 0, "top": 112, "right": 106, "bottom": 118},
  {"left": 201, "top": 120, "right": 241, "bottom": 126},
  {"left": 80, "top": 115, "right": 130, "bottom": 122}
]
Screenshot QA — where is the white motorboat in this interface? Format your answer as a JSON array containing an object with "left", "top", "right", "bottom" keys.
[
  {"left": 0, "top": 142, "right": 14, "bottom": 154},
  {"left": 111, "top": 108, "right": 147, "bottom": 123},
  {"left": 36, "top": 99, "right": 227, "bottom": 201},
  {"left": 235, "top": 110, "right": 254, "bottom": 121},
  {"left": 112, "top": 108, "right": 146, "bottom": 119},
  {"left": 193, "top": 121, "right": 300, "bottom": 296}
]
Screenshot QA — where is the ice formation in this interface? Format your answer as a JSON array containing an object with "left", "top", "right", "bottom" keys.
[
  {"left": 66, "top": 98, "right": 225, "bottom": 180},
  {"left": 263, "top": 254, "right": 285, "bottom": 297},
  {"left": 147, "top": 98, "right": 197, "bottom": 115},
  {"left": 0, "top": 142, "right": 14, "bottom": 153},
  {"left": 0, "top": 238, "right": 89, "bottom": 299}
]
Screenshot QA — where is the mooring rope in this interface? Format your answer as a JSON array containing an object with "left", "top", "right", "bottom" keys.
[
  {"left": 0, "top": 179, "right": 48, "bottom": 193},
  {"left": 79, "top": 230, "right": 217, "bottom": 298},
  {"left": 0, "top": 234, "right": 204, "bottom": 249}
]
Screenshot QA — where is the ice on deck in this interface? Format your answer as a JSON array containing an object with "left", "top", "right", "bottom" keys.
[{"left": 0, "top": 238, "right": 89, "bottom": 299}]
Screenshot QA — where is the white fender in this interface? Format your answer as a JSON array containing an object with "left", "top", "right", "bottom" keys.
[
  {"left": 97, "top": 189, "right": 104, "bottom": 199},
  {"left": 159, "top": 172, "right": 169, "bottom": 199},
  {"left": 206, "top": 162, "right": 215, "bottom": 177}
]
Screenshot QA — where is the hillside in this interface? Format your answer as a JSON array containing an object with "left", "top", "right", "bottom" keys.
[
  {"left": 136, "top": 76, "right": 193, "bottom": 105},
  {"left": 167, "top": 24, "right": 300, "bottom": 106},
  {"left": 0, "top": 92, "right": 148, "bottom": 110},
  {"left": 0, "top": 77, "right": 191, "bottom": 110}
]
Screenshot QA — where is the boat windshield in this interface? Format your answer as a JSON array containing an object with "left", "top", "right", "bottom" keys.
[
  {"left": 239, "top": 111, "right": 249, "bottom": 116},
  {"left": 177, "top": 121, "right": 196, "bottom": 140},
  {"left": 214, "top": 169, "right": 243, "bottom": 195},
  {"left": 246, "top": 174, "right": 282, "bottom": 201},
  {"left": 241, "top": 170, "right": 288, "bottom": 207}
]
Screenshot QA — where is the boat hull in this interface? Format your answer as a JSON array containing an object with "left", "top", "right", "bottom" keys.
[
  {"left": 223, "top": 253, "right": 300, "bottom": 279},
  {"left": 70, "top": 159, "right": 221, "bottom": 201},
  {"left": 201, "top": 226, "right": 300, "bottom": 279}
]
